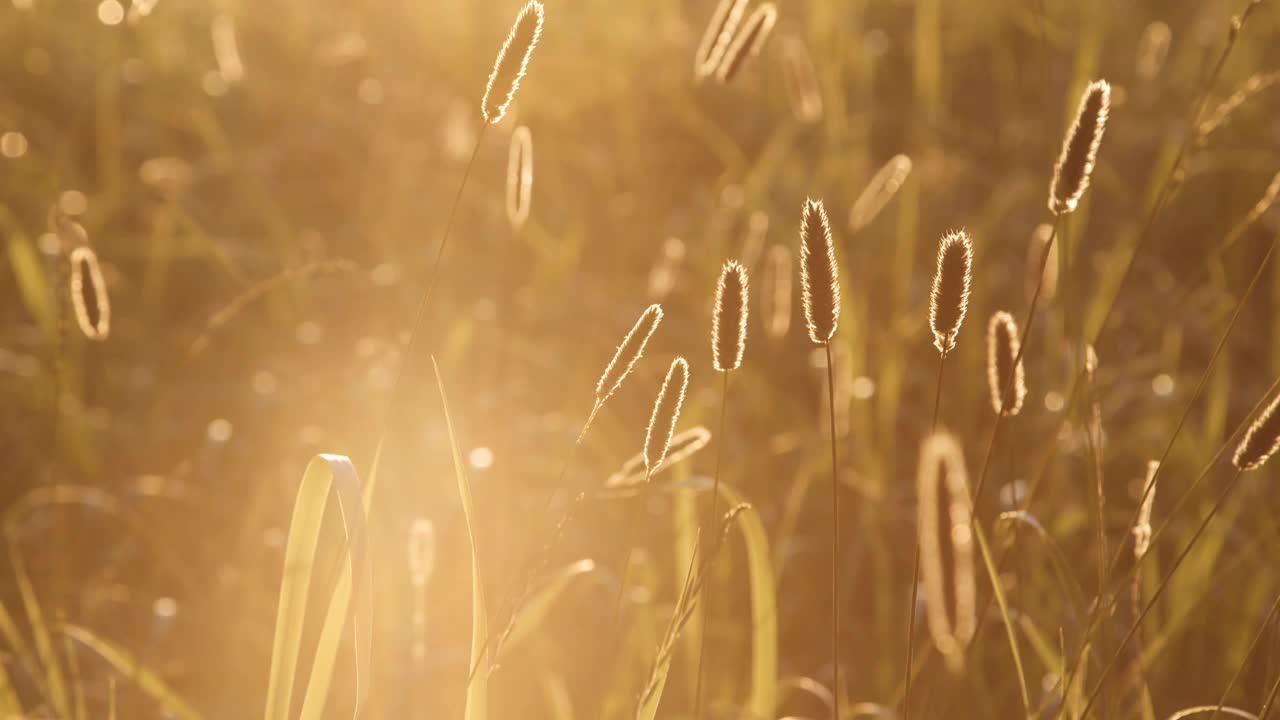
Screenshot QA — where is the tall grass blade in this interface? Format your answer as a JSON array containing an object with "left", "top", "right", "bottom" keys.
[
  {"left": 717, "top": 484, "right": 778, "bottom": 719},
  {"left": 63, "top": 623, "right": 203, "bottom": 720}
]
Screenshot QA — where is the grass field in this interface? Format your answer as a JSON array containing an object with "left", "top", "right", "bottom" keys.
[{"left": 3, "top": 0, "right": 1280, "bottom": 718}]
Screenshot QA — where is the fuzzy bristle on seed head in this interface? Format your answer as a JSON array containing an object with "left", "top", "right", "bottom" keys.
[
  {"left": 798, "top": 198, "right": 840, "bottom": 345},
  {"left": 1049, "top": 80, "right": 1111, "bottom": 215},
  {"left": 929, "top": 231, "right": 973, "bottom": 354},
  {"left": 916, "top": 431, "right": 977, "bottom": 674},
  {"left": 712, "top": 261, "right": 749, "bottom": 372},
  {"left": 986, "top": 311, "right": 1026, "bottom": 417},
  {"left": 596, "top": 304, "right": 663, "bottom": 404},
  {"left": 481, "top": 1, "right": 545, "bottom": 125},
  {"left": 1233, "top": 390, "right": 1280, "bottom": 471},
  {"left": 506, "top": 125, "right": 533, "bottom": 230},
  {"left": 694, "top": 0, "right": 749, "bottom": 78},
  {"left": 714, "top": 3, "right": 777, "bottom": 84},
  {"left": 69, "top": 246, "right": 110, "bottom": 341},
  {"left": 644, "top": 357, "right": 690, "bottom": 476}
]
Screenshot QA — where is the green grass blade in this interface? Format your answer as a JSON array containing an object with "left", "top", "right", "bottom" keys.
[
  {"left": 717, "top": 485, "right": 777, "bottom": 719},
  {"left": 5, "top": 515, "right": 70, "bottom": 716},
  {"left": 1, "top": 214, "right": 55, "bottom": 340},
  {"left": 62, "top": 623, "right": 203, "bottom": 720},
  {"left": 432, "top": 357, "right": 489, "bottom": 720},
  {"left": 264, "top": 454, "right": 371, "bottom": 720},
  {"left": 973, "top": 523, "right": 1031, "bottom": 718}
]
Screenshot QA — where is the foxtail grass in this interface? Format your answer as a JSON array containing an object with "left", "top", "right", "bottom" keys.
[
  {"left": 848, "top": 154, "right": 913, "bottom": 233},
  {"left": 482, "top": 1, "right": 545, "bottom": 124},
  {"left": 779, "top": 36, "right": 822, "bottom": 123},
  {"left": 68, "top": 247, "right": 109, "bottom": 341},
  {"left": 694, "top": 0, "right": 748, "bottom": 78},
  {"left": 798, "top": 197, "right": 843, "bottom": 719},
  {"left": 645, "top": 358, "right": 691, "bottom": 478},
  {"left": 915, "top": 433, "right": 977, "bottom": 674},
  {"left": 1048, "top": 80, "right": 1111, "bottom": 215},
  {"left": 714, "top": 3, "right": 777, "bottom": 84},
  {"left": 985, "top": 312, "right": 1025, "bottom": 417},
  {"left": 506, "top": 125, "right": 533, "bottom": 231},
  {"left": 694, "top": 261, "right": 750, "bottom": 717}
]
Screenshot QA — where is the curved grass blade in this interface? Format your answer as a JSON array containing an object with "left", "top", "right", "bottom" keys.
[
  {"left": 717, "top": 484, "right": 778, "bottom": 719},
  {"left": 263, "top": 454, "right": 371, "bottom": 720},
  {"left": 62, "top": 623, "right": 203, "bottom": 720},
  {"left": 501, "top": 559, "right": 597, "bottom": 654},
  {"left": 433, "top": 357, "right": 489, "bottom": 720},
  {"left": 972, "top": 522, "right": 1031, "bottom": 717}
]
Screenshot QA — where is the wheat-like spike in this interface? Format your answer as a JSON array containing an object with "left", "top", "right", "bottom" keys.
[
  {"left": 848, "top": 154, "right": 913, "bottom": 232},
  {"left": 986, "top": 311, "right": 1026, "bottom": 417},
  {"left": 916, "top": 431, "right": 977, "bottom": 674},
  {"left": 714, "top": 3, "right": 777, "bottom": 84},
  {"left": 762, "top": 245, "right": 793, "bottom": 339},
  {"left": 929, "top": 231, "right": 973, "bottom": 354},
  {"left": 644, "top": 357, "right": 690, "bottom": 476},
  {"left": 1049, "top": 80, "right": 1112, "bottom": 215},
  {"left": 407, "top": 519, "right": 436, "bottom": 588},
  {"left": 1233, "top": 390, "right": 1280, "bottom": 471},
  {"left": 779, "top": 36, "right": 822, "bottom": 123},
  {"left": 1026, "top": 223, "right": 1060, "bottom": 305},
  {"left": 694, "top": 0, "right": 749, "bottom": 78},
  {"left": 799, "top": 198, "right": 839, "bottom": 344},
  {"left": 596, "top": 304, "right": 664, "bottom": 404},
  {"left": 506, "top": 125, "right": 533, "bottom": 230},
  {"left": 1135, "top": 21, "right": 1171, "bottom": 83},
  {"left": 481, "top": 1, "right": 545, "bottom": 125},
  {"left": 606, "top": 426, "right": 712, "bottom": 488},
  {"left": 1132, "top": 461, "right": 1159, "bottom": 560},
  {"left": 69, "top": 246, "right": 110, "bottom": 341},
  {"left": 712, "top": 260, "right": 749, "bottom": 372}
]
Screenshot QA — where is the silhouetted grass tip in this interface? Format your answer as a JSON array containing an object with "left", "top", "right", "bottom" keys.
[
  {"left": 694, "top": 0, "right": 748, "bottom": 78},
  {"left": 645, "top": 358, "right": 690, "bottom": 476},
  {"left": 799, "top": 198, "right": 839, "bottom": 344},
  {"left": 70, "top": 246, "right": 110, "bottom": 341},
  {"left": 1233, "top": 390, "right": 1280, "bottom": 471},
  {"left": 482, "top": 1, "right": 545, "bottom": 125},
  {"left": 916, "top": 431, "right": 976, "bottom": 674},
  {"left": 715, "top": 3, "right": 777, "bottom": 84},
  {"left": 506, "top": 126, "right": 533, "bottom": 230},
  {"left": 596, "top": 304, "right": 664, "bottom": 404},
  {"left": 713, "top": 260, "right": 749, "bottom": 372},
  {"left": 986, "top": 311, "right": 1026, "bottom": 417},
  {"left": 929, "top": 231, "right": 973, "bottom": 354},
  {"left": 1049, "top": 80, "right": 1111, "bottom": 215}
]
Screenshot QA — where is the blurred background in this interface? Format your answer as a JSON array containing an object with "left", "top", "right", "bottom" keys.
[{"left": 2, "top": 0, "right": 1280, "bottom": 717}]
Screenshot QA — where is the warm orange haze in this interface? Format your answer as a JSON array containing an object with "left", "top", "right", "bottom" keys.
[{"left": 3, "top": 0, "right": 1280, "bottom": 718}]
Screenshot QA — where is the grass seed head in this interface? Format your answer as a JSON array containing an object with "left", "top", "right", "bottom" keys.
[
  {"left": 482, "top": 1, "right": 545, "bottom": 125},
  {"left": 715, "top": 3, "right": 778, "bottom": 84},
  {"left": 644, "top": 357, "right": 690, "bottom": 476},
  {"left": 70, "top": 246, "right": 110, "bottom": 341},
  {"left": 1233, "top": 390, "right": 1280, "bottom": 471},
  {"left": 986, "top": 311, "right": 1026, "bottom": 417},
  {"left": 929, "top": 231, "right": 973, "bottom": 354},
  {"left": 799, "top": 198, "right": 839, "bottom": 345},
  {"left": 506, "top": 125, "right": 533, "bottom": 230},
  {"left": 916, "top": 431, "right": 977, "bottom": 674},
  {"left": 712, "top": 260, "right": 749, "bottom": 372},
  {"left": 596, "top": 304, "right": 664, "bottom": 404},
  {"left": 694, "top": 0, "right": 749, "bottom": 78},
  {"left": 1049, "top": 79, "right": 1111, "bottom": 214}
]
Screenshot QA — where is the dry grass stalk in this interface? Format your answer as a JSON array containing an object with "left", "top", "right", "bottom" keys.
[
  {"left": 715, "top": 3, "right": 778, "bottom": 84},
  {"left": 799, "top": 198, "right": 839, "bottom": 345},
  {"left": 595, "top": 304, "right": 664, "bottom": 406},
  {"left": 1220, "top": 170, "right": 1280, "bottom": 253},
  {"left": 928, "top": 231, "right": 973, "bottom": 354},
  {"left": 712, "top": 260, "right": 749, "bottom": 372},
  {"left": 644, "top": 358, "right": 690, "bottom": 476},
  {"left": 606, "top": 426, "right": 712, "bottom": 488},
  {"left": 848, "top": 154, "right": 913, "bottom": 232},
  {"left": 986, "top": 311, "right": 1026, "bottom": 417},
  {"left": 779, "top": 36, "right": 822, "bottom": 123},
  {"left": 1135, "top": 22, "right": 1171, "bottom": 82},
  {"left": 1197, "top": 70, "right": 1280, "bottom": 145},
  {"left": 1133, "top": 461, "right": 1159, "bottom": 560},
  {"left": 916, "top": 431, "right": 977, "bottom": 674},
  {"left": 506, "top": 126, "right": 533, "bottom": 230},
  {"left": 694, "top": 0, "right": 749, "bottom": 78},
  {"left": 1233, "top": 390, "right": 1280, "bottom": 471},
  {"left": 762, "top": 245, "right": 793, "bottom": 339},
  {"left": 69, "top": 246, "right": 110, "bottom": 341},
  {"left": 1026, "top": 223, "right": 1060, "bottom": 305},
  {"left": 482, "top": 1, "right": 545, "bottom": 124},
  {"left": 1049, "top": 80, "right": 1112, "bottom": 215}
]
